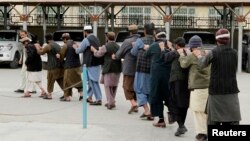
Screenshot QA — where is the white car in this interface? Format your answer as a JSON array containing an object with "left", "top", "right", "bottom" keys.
[
  {"left": 0, "top": 30, "right": 36, "bottom": 68},
  {"left": 41, "top": 30, "right": 84, "bottom": 69}
]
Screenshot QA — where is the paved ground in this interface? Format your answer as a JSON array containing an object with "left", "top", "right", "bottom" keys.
[{"left": 0, "top": 67, "right": 249, "bottom": 141}]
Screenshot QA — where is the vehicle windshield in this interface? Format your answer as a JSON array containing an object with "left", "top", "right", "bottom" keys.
[
  {"left": 116, "top": 32, "right": 130, "bottom": 42},
  {"left": 0, "top": 32, "right": 17, "bottom": 41},
  {"left": 53, "top": 31, "right": 84, "bottom": 42},
  {"left": 183, "top": 33, "right": 216, "bottom": 45}
]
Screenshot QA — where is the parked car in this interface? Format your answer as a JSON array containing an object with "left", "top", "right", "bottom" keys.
[
  {"left": 242, "top": 32, "right": 250, "bottom": 73},
  {"left": 115, "top": 30, "right": 144, "bottom": 47},
  {"left": 182, "top": 31, "right": 216, "bottom": 50},
  {"left": 0, "top": 30, "right": 37, "bottom": 68},
  {"left": 41, "top": 29, "right": 84, "bottom": 69}
]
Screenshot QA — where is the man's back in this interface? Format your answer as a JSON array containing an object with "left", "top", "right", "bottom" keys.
[{"left": 116, "top": 34, "right": 140, "bottom": 76}]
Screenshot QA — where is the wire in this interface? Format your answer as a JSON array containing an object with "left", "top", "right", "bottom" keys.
[
  {"left": 0, "top": 101, "right": 81, "bottom": 116},
  {"left": 0, "top": 81, "right": 85, "bottom": 116},
  {"left": 0, "top": 80, "right": 83, "bottom": 98}
]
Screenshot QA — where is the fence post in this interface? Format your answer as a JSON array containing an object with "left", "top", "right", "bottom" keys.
[{"left": 82, "top": 65, "right": 88, "bottom": 128}]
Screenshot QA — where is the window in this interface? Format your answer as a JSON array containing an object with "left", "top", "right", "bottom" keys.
[
  {"left": 0, "top": 7, "right": 4, "bottom": 24},
  {"left": 79, "top": 6, "right": 104, "bottom": 26},
  {"left": 209, "top": 7, "right": 223, "bottom": 18},
  {"left": 121, "top": 6, "right": 151, "bottom": 26},
  {"left": 36, "top": 6, "right": 65, "bottom": 25},
  {"left": 208, "top": 7, "right": 240, "bottom": 28},
  {"left": 172, "top": 7, "right": 195, "bottom": 28},
  {"left": 208, "top": 7, "right": 222, "bottom": 28},
  {"left": 0, "top": 6, "right": 11, "bottom": 24}
]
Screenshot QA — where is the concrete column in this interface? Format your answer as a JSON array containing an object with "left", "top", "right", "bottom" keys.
[
  {"left": 90, "top": 15, "right": 99, "bottom": 36},
  {"left": 23, "top": 4, "right": 28, "bottom": 31},
  {"left": 93, "top": 21, "right": 98, "bottom": 36},
  {"left": 237, "top": 7, "right": 243, "bottom": 73},
  {"left": 165, "top": 6, "right": 171, "bottom": 40},
  {"left": 93, "top": 7, "right": 98, "bottom": 36},
  {"left": 104, "top": 9, "right": 109, "bottom": 33}
]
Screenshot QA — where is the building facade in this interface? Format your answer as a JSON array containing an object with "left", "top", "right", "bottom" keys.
[{"left": 0, "top": 5, "right": 250, "bottom": 29}]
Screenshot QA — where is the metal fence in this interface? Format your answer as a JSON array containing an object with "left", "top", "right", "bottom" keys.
[{"left": 1, "top": 14, "right": 250, "bottom": 30}]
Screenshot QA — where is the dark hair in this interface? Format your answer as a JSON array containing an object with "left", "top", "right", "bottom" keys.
[
  {"left": 144, "top": 23, "right": 155, "bottom": 35},
  {"left": 61, "top": 33, "right": 71, "bottom": 40},
  {"left": 174, "top": 37, "right": 186, "bottom": 48},
  {"left": 106, "top": 32, "right": 115, "bottom": 41},
  {"left": 19, "top": 30, "right": 28, "bottom": 35},
  {"left": 45, "top": 33, "right": 53, "bottom": 41}
]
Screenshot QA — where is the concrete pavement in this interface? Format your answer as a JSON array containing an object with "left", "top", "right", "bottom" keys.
[{"left": 0, "top": 68, "right": 249, "bottom": 141}]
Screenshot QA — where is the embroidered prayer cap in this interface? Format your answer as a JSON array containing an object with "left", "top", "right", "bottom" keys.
[
  {"left": 215, "top": 28, "right": 230, "bottom": 45},
  {"left": 84, "top": 25, "right": 92, "bottom": 31}
]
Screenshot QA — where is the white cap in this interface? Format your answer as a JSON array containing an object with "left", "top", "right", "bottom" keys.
[{"left": 84, "top": 25, "right": 92, "bottom": 30}]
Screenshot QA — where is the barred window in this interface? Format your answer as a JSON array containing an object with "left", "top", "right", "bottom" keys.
[
  {"left": 208, "top": 7, "right": 240, "bottom": 17},
  {"left": 0, "top": 6, "right": 11, "bottom": 23},
  {"left": 208, "top": 7, "right": 241, "bottom": 28},
  {"left": 121, "top": 6, "right": 151, "bottom": 26},
  {"left": 0, "top": 7, "right": 4, "bottom": 23},
  {"left": 79, "top": 6, "right": 104, "bottom": 26},
  {"left": 36, "top": 6, "right": 65, "bottom": 25},
  {"left": 172, "top": 7, "right": 195, "bottom": 28},
  {"left": 208, "top": 8, "right": 223, "bottom": 18}
]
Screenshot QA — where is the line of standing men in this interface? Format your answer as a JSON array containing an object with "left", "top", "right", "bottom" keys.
[
  {"left": 113, "top": 23, "right": 241, "bottom": 141},
  {"left": 14, "top": 25, "right": 241, "bottom": 141}
]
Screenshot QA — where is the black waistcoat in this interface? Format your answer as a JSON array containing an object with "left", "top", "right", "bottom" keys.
[
  {"left": 64, "top": 40, "right": 81, "bottom": 69},
  {"left": 83, "top": 35, "right": 103, "bottom": 67},
  {"left": 102, "top": 42, "right": 122, "bottom": 74}
]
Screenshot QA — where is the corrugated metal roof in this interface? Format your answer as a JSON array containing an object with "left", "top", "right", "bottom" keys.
[{"left": 1, "top": 0, "right": 250, "bottom": 6}]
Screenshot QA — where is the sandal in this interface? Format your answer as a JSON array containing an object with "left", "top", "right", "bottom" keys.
[
  {"left": 60, "top": 96, "right": 64, "bottom": 100},
  {"left": 39, "top": 93, "right": 47, "bottom": 98},
  {"left": 128, "top": 105, "right": 138, "bottom": 114},
  {"left": 21, "top": 94, "right": 31, "bottom": 98},
  {"left": 140, "top": 113, "right": 154, "bottom": 120},
  {"left": 60, "top": 97, "right": 71, "bottom": 102},
  {"left": 79, "top": 96, "right": 83, "bottom": 101},
  {"left": 140, "top": 113, "right": 152, "bottom": 118},
  {"left": 153, "top": 122, "right": 166, "bottom": 128},
  {"left": 43, "top": 94, "right": 52, "bottom": 100},
  {"left": 86, "top": 97, "right": 93, "bottom": 103}
]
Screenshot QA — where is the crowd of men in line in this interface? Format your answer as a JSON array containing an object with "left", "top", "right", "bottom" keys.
[{"left": 13, "top": 23, "right": 241, "bottom": 141}]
